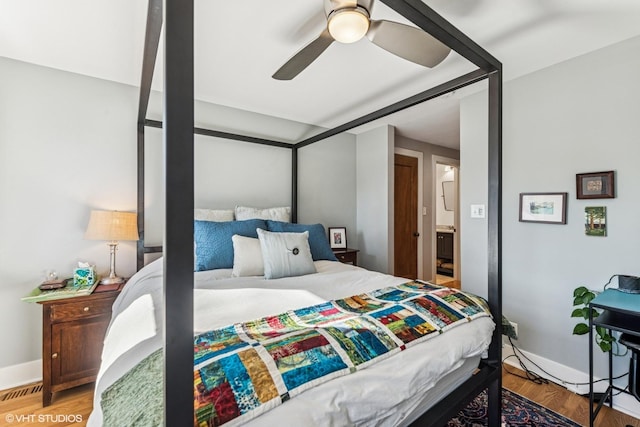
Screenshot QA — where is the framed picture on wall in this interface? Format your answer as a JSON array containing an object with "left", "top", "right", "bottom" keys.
[
  {"left": 576, "top": 171, "right": 615, "bottom": 199},
  {"left": 585, "top": 206, "right": 607, "bottom": 237},
  {"left": 328, "top": 227, "right": 347, "bottom": 249},
  {"left": 519, "top": 192, "right": 568, "bottom": 224}
]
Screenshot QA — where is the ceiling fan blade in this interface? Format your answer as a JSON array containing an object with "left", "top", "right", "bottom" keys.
[
  {"left": 272, "top": 29, "right": 334, "bottom": 80},
  {"left": 366, "top": 20, "right": 451, "bottom": 68}
]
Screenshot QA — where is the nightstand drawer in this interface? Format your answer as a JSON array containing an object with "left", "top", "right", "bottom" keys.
[
  {"left": 333, "top": 248, "right": 359, "bottom": 266},
  {"left": 50, "top": 297, "right": 114, "bottom": 322}
]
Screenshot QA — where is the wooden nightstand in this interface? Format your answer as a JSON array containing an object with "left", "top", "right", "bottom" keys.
[
  {"left": 333, "top": 248, "right": 359, "bottom": 266},
  {"left": 38, "top": 283, "right": 123, "bottom": 406}
]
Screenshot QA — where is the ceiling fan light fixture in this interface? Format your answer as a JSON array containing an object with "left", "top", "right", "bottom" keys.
[{"left": 328, "top": 8, "right": 370, "bottom": 44}]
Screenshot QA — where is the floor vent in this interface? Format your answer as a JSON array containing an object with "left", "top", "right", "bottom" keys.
[{"left": 0, "top": 383, "right": 42, "bottom": 401}]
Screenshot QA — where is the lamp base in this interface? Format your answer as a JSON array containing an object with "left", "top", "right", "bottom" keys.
[{"left": 99, "top": 276, "right": 125, "bottom": 285}]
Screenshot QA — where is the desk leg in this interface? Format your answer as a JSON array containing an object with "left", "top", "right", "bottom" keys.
[
  {"left": 589, "top": 309, "right": 594, "bottom": 427},
  {"left": 608, "top": 333, "right": 613, "bottom": 408}
]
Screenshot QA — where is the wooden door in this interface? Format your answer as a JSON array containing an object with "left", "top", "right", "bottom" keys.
[{"left": 394, "top": 154, "right": 418, "bottom": 279}]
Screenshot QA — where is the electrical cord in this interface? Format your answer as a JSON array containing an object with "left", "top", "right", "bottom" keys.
[
  {"left": 603, "top": 274, "right": 616, "bottom": 290},
  {"left": 502, "top": 336, "right": 628, "bottom": 387}
]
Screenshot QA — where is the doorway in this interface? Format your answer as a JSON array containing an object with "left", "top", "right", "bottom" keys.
[
  {"left": 393, "top": 149, "right": 423, "bottom": 280},
  {"left": 433, "top": 157, "right": 460, "bottom": 286}
]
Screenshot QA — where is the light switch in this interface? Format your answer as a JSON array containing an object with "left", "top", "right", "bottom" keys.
[
  {"left": 422, "top": 206, "right": 427, "bottom": 216},
  {"left": 470, "top": 204, "right": 486, "bottom": 218}
]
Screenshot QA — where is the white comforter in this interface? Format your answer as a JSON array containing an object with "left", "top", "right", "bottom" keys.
[{"left": 88, "top": 258, "right": 494, "bottom": 426}]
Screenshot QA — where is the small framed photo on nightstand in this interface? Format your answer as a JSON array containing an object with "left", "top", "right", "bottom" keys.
[{"left": 328, "top": 227, "right": 347, "bottom": 249}]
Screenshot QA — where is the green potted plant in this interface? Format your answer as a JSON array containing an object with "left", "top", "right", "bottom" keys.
[{"left": 571, "top": 286, "right": 616, "bottom": 352}]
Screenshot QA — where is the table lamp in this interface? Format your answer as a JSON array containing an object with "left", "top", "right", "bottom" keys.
[{"left": 84, "top": 210, "right": 139, "bottom": 285}]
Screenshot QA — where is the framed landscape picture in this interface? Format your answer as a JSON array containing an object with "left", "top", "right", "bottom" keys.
[
  {"left": 519, "top": 192, "right": 568, "bottom": 224},
  {"left": 585, "top": 206, "right": 607, "bottom": 237}
]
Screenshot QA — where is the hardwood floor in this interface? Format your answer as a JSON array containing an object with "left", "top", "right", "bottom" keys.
[
  {"left": 1, "top": 368, "right": 638, "bottom": 426},
  {"left": 503, "top": 366, "right": 640, "bottom": 427},
  {"left": 436, "top": 274, "right": 461, "bottom": 289},
  {"left": 0, "top": 382, "right": 93, "bottom": 426}
]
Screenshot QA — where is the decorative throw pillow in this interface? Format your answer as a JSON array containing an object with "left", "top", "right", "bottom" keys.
[
  {"left": 194, "top": 208, "right": 235, "bottom": 222},
  {"left": 265, "top": 220, "right": 338, "bottom": 262},
  {"left": 257, "top": 229, "right": 316, "bottom": 280},
  {"left": 231, "top": 235, "right": 264, "bottom": 277},
  {"left": 235, "top": 206, "right": 291, "bottom": 222},
  {"left": 194, "top": 219, "right": 267, "bottom": 271}
]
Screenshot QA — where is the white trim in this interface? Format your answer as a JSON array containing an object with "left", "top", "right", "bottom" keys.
[
  {"left": 502, "top": 343, "right": 640, "bottom": 420},
  {"left": 394, "top": 148, "right": 424, "bottom": 278},
  {"left": 431, "top": 155, "right": 460, "bottom": 281},
  {"left": 0, "top": 359, "right": 42, "bottom": 390}
]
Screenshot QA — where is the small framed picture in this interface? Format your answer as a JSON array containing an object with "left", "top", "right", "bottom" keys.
[
  {"left": 328, "top": 227, "right": 347, "bottom": 249},
  {"left": 519, "top": 192, "right": 568, "bottom": 224},
  {"left": 576, "top": 171, "right": 615, "bottom": 199},
  {"left": 585, "top": 206, "right": 607, "bottom": 237}
]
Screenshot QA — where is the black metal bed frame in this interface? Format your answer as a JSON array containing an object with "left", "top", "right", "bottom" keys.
[{"left": 136, "top": 0, "right": 502, "bottom": 425}]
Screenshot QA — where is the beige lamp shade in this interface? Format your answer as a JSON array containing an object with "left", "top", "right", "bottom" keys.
[{"left": 84, "top": 210, "right": 139, "bottom": 241}]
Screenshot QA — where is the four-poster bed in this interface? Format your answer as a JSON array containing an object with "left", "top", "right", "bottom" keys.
[{"left": 90, "top": 0, "right": 502, "bottom": 425}]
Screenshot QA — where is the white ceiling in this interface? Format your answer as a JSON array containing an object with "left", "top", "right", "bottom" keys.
[{"left": 2, "top": 0, "right": 640, "bottom": 148}]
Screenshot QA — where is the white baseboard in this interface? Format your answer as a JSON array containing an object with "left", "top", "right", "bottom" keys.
[
  {"left": 0, "top": 359, "right": 42, "bottom": 391},
  {"left": 502, "top": 343, "right": 640, "bottom": 420}
]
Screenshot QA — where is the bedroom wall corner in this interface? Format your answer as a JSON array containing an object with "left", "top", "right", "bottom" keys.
[{"left": 356, "top": 125, "right": 394, "bottom": 274}]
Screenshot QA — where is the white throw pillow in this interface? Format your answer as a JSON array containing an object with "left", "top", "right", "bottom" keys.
[
  {"left": 257, "top": 229, "right": 316, "bottom": 280},
  {"left": 235, "top": 206, "right": 291, "bottom": 222},
  {"left": 231, "top": 235, "right": 264, "bottom": 277},
  {"left": 194, "top": 208, "right": 235, "bottom": 222}
]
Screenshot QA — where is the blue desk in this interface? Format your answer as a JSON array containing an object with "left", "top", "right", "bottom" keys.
[{"left": 588, "top": 289, "right": 640, "bottom": 426}]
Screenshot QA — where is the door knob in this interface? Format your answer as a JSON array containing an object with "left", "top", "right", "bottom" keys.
[{"left": 413, "top": 232, "right": 420, "bottom": 237}]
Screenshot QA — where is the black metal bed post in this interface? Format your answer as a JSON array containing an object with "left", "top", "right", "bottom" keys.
[
  {"left": 137, "top": 0, "right": 162, "bottom": 270},
  {"left": 163, "top": 0, "right": 194, "bottom": 424},
  {"left": 291, "top": 146, "right": 298, "bottom": 223},
  {"left": 136, "top": 123, "right": 145, "bottom": 271},
  {"left": 487, "top": 68, "right": 503, "bottom": 427},
  {"left": 380, "top": 0, "right": 503, "bottom": 424}
]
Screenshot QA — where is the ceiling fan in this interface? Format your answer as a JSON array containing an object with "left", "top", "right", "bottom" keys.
[{"left": 272, "top": 0, "right": 451, "bottom": 80}]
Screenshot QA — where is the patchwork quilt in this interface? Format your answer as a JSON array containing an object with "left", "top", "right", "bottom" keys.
[{"left": 193, "top": 281, "right": 491, "bottom": 426}]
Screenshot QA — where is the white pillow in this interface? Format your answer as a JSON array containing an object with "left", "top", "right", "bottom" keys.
[
  {"left": 231, "top": 235, "right": 264, "bottom": 277},
  {"left": 257, "top": 229, "right": 316, "bottom": 280},
  {"left": 194, "top": 208, "right": 235, "bottom": 222},
  {"left": 235, "top": 206, "right": 291, "bottom": 222}
]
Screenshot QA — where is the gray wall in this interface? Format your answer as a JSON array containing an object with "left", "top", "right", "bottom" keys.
[
  {"left": 0, "top": 58, "right": 139, "bottom": 371},
  {"left": 298, "top": 133, "right": 357, "bottom": 244},
  {"left": 460, "top": 36, "right": 640, "bottom": 384},
  {"left": 0, "top": 57, "right": 357, "bottom": 379},
  {"left": 395, "top": 135, "right": 459, "bottom": 280},
  {"left": 356, "top": 125, "right": 395, "bottom": 274}
]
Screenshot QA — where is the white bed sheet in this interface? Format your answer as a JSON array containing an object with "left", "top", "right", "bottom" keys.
[{"left": 88, "top": 258, "right": 494, "bottom": 426}]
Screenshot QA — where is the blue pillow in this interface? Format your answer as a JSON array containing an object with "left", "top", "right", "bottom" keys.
[
  {"left": 194, "top": 219, "right": 267, "bottom": 271},
  {"left": 266, "top": 220, "right": 338, "bottom": 262}
]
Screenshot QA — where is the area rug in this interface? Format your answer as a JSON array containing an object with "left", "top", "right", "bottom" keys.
[{"left": 447, "top": 388, "right": 581, "bottom": 427}]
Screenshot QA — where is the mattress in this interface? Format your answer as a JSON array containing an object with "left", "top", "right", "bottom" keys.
[{"left": 88, "top": 258, "right": 494, "bottom": 426}]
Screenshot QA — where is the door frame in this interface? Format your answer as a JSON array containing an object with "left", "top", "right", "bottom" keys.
[
  {"left": 394, "top": 148, "right": 423, "bottom": 279},
  {"left": 432, "top": 155, "right": 460, "bottom": 281}
]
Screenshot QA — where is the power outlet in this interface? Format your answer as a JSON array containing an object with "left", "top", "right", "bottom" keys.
[{"left": 509, "top": 321, "right": 518, "bottom": 337}]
